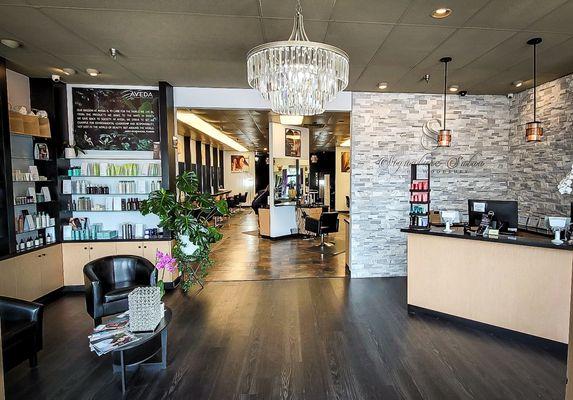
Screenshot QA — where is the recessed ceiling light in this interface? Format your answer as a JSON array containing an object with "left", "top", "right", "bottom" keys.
[
  {"left": 513, "top": 80, "right": 523, "bottom": 88},
  {"left": 86, "top": 68, "right": 99, "bottom": 77},
  {"left": 431, "top": 7, "right": 452, "bottom": 19},
  {"left": 279, "top": 115, "right": 304, "bottom": 125},
  {"left": 1, "top": 39, "right": 21, "bottom": 49},
  {"left": 61, "top": 68, "right": 76, "bottom": 76},
  {"left": 377, "top": 81, "right": 388, "bottom": 90},
  {"left": 448, "top": 85, "right": 459, "bottom": 92}
]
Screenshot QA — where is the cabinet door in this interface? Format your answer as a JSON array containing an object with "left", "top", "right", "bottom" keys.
[
  {"left": 41, "top": 244, "right": 63, "bottom": 295},
  {"left": 88, "top": 242, "right": 117, "bottom": 261},
  {"left": 17, "top": 252, "right": 43, "bottom": 301},
  {"left": 143, "top": 241, "right": 176, "bottom": 283},
  {"left": 62, "top": 243, "right": 91, "bottom": 286},
  {"left": 0, "top": 257, "right": 19, "bottom": 298},
  {"left": 116, "top": 242, "right": 144, "bottom": 257}
]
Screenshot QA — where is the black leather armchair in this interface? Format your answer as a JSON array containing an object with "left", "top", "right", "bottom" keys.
[
  {"left": 84, "top": 255, "right": 156, "bottom": 327},
  {"left": 0, "top": 296, "right": 43, "bottom": 371},
  {"left": 304, "top": 212, "right": 339, "bottom": 247}
]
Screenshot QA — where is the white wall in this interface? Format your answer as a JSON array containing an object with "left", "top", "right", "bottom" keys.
[
  {"left": 174, "top": 87, "right": 352, "bottom": 111},
  {"left": 6, "top": 69, "right": 30, "bottom": 109},
  {"left": 223, "top": 151, "right": 256, "bottom": 205},
  {"left": 335, "top": 146, "right": 350, "bottom": 211}
]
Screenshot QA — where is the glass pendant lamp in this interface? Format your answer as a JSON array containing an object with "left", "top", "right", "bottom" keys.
[
  {"left": 438, "top": 57, "right": 452, "bottom": 147},
  {"left": 525, "top": 37, "right": 543, "bottom": 142}
]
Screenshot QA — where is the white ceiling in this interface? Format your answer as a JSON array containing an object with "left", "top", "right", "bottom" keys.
[{"left": 1, "top": 0, "right": 573, "bottom": 94}]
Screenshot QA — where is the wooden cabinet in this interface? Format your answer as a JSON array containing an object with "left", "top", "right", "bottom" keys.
[
  {"left": 0, "top": 245, "right": 64, "bottom": 301},
  {"left": 116, "top": 242, "right": 144, "bottom": 257},
  {"left": 89, "top": 242, "right": 118, "bottom": 260},
  {"left": 0, "top": 257, "right": 20, "bottom": 299},
  {"left": 62, "top": 240, "right": 175, "bottom": 285},
  {"left": 143, "top": 241, "right": 177, "bottom": 283},
  {"left": 62, "top": 243, "right": 91, "bottom": 286},
  {"left": 41, "top": 245, "right": 63, "bottom": 295},
  {"left": 18, "top": 252, "right": 44, "bottom": 301}
]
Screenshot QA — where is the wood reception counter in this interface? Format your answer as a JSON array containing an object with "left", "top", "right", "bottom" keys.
[{"left": 403, "top": 227, "right": 573, "bottom": 344}]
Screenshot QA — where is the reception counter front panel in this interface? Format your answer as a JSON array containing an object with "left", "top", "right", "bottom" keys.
[{"left": 405, "top": 229, "right": 573, "bottom": 343}]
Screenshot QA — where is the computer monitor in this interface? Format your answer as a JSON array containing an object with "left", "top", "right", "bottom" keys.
[{"left": 468, "top": 200, "right": 518, "bottom": 234}]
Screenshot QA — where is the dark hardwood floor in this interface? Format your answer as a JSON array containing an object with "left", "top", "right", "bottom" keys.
[
  {"left": 5, "top": 277, "right": 566, "bottom": 400},
  {"left": 207, "top": 210, "right": 347, "bottom": 281}
]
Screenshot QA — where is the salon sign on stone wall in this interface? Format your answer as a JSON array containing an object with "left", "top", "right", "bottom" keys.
[{"left": 374, "top": 119, "right": 485, "bottom": 175}]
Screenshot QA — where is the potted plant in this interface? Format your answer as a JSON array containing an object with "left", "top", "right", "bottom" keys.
[
  {"left": 141, "top": 171, "right": 228, "bottom": 291},
  {"left": 62, "top": 140, "right": 86, "bottom": 158}
]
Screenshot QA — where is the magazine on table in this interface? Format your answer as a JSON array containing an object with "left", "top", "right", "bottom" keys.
[
  {"left": 92, "top": 311, "right": 130, "bottom": 333},
  {"left": 89, "top": 311, "right": 140, "bottom": 355},
  {"left": 89, "top": 331, "right": 140, "bottom": 356}
]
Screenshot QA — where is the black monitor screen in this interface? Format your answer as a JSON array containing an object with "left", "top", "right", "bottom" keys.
[{"left": 468, "top": 200, "right": 518, "bottom": 233}]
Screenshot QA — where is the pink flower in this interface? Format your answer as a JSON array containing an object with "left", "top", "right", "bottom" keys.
[{"left": 155, "top": 250, "right": 177, "bottom": 273}]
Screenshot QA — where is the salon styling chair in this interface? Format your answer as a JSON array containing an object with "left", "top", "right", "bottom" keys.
[{"left": 304, "top": 212, "right": 340, "bottom": 247}]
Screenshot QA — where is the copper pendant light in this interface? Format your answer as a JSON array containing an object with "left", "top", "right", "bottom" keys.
[
  {"left": 525, "top": 37, "right": 543, "bottom": 142},
  {"left": 438, "top": 57, "right": 452, "bottom": 147}
]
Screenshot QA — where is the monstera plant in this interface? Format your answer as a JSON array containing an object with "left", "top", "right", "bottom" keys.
[{"left": 141, "top": 171, "right": 228, "bottom": 291}]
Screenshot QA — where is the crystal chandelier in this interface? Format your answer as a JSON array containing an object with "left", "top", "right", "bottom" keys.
[{"left": 246, "top": 1, "right": 349, "bottom": 116}]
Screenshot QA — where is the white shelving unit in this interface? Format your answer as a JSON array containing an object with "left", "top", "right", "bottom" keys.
[{"left": 64, "top": 157, "right": 162, "bottom": 238}]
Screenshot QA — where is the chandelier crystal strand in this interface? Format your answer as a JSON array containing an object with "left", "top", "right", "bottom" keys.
[{"left": 247, "top": 1, "right": 349, "bottom": 116}]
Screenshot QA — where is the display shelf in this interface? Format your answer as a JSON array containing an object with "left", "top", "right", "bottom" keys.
[
  {"left": 14, "top": 201, "right": 57, "bottom": 206},
  {"left": 16, "top": 225, "right": 56, "bottom": 234},
  {"left": 408, "top": 164, "right": 431, "bottom": 231},
  {"left": 3, "top": 242, "right": 59, "bottom": 259},
  {"left": 13, "top": 179, "right": 53, "bottom": 183}
]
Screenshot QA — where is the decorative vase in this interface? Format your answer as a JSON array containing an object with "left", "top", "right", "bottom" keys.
[{"left": 179, "top": 234, "right": 199, "bottom": 256}]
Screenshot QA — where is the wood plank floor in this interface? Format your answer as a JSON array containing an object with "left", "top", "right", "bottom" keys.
[
  {"left": 5, "top": 277, "right": 566, "bottom": 400},
  {"left": 207, "top": 210, "right": 347, "bottom": 281}
]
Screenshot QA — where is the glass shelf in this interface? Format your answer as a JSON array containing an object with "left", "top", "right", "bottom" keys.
[
  {"left": 13, "top": 180, "right": 53, "bottom": 183},
  {"left": 16, "top": 225, "right": 56, "bottom": 234},
  {"left": 14, "top": 201, "right": 57, "bottom": 206}
]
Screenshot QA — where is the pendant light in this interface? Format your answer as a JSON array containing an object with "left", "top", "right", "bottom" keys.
[
  {"left": 438, "top": 57, "right": 452, "bottom": 147},
  {"left": 246, "top": 0, "right": 349, "bottom": 116},
  {"left": 525, "top": 37, "right": 543, "bottom": 142}
]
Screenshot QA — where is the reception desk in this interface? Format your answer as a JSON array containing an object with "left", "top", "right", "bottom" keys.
[{"left": 403, "top": 227, "right": 573, "bottom": 343}]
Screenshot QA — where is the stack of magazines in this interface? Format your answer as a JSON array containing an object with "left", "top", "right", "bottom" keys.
[{"left": 88, "top": 312, "right": 141, "bottom": 356}]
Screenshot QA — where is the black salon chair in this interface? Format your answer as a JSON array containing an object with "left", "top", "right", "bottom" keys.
[
  {"left": 83, "top": 255, "right": 156, "bottom": 327},
  {"left": 305, "top": 212, "right": 340, "bottom": 247},
  {"left": 238, "top": 192, "right": 248, "bottom": 206},
  {"left": 0, "top": 296, "right": 43, "bottom": 371}
]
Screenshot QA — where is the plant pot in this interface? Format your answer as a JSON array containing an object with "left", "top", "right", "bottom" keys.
[
  {"left": 179, "top": 234, "right": 199, "bottom": 256},
  {"left": 64, "top": 147, "right": 76, "bottom": 159}
]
